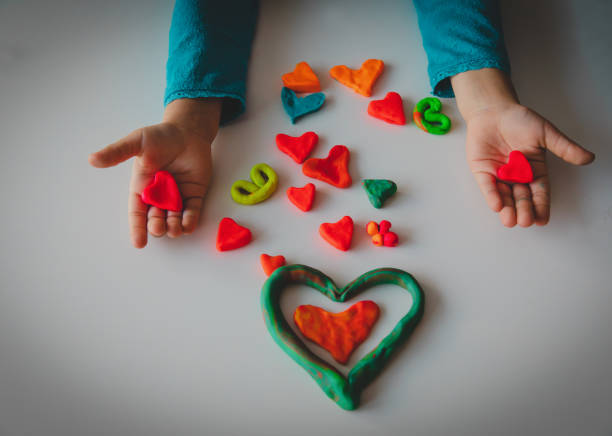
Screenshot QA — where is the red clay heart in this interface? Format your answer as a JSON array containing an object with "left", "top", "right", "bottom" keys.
[
  {"left": 260, "top": 254, "right": 286, "bottom": 276},
  {"left": 293, "top": 300, "right": 380, "bottom": 364},
  {"left": 141, "top": 171, "right": 182, "bottom": 211},
  {"left": 287, "top": 183, "right": 315, "bottom": 212},
  {"left": 367, "top": 91, "right": 406, "bottom": 125},
  {"left": 497, "top": 150, "right": 534, "bottom": 183},
  {"left": 276, "top": 132, "right": 319, "bottom": 163},
  {"left": 302, "top": 145, "right": 352, "bottom": 188},
  {"left": 319, "top": 216, "right": 354, "bottom": 251},
  {"left": 216, "top": 217, "right": 252, "bottom": 251}
]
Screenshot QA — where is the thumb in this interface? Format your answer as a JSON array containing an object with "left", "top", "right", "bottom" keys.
[
  {"left": 543, "top": 122, "right": 595, "bottom": 166},
  {"left": 89, "top": 128, "right": 144, "bottom": 168}
]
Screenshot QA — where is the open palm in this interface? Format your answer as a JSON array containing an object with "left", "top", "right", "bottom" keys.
[
  {"left": 89, "top": 122, "right": 213, "bottom": 247},
  {"left": 466, "top": 103, "right": 594, "bottom": 227}
]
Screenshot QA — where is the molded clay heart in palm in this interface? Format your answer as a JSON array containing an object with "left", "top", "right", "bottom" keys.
[{"left": 261, "top": 265, "right": 425, "bottom": 410}]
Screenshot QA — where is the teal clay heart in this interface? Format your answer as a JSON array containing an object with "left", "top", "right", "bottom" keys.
[
  {"left": 261, "top": 265, "right": 425, "bottom": 410},
  {"left": 281, "top": 87, "right": 325, "bottom": 124}
]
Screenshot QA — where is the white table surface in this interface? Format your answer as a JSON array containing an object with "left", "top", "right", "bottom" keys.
[{"left": 1, "top": 1, "right": 611, "bottom": 435}]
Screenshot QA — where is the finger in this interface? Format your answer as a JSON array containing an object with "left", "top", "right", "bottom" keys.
[
  {"left": 182, "top": 197, "right": 203, "bottom": 234},
  {"left": 147, "top": 206, "right": 167, "bottom": 237},
  {"left": 512, "top": 184, "right": 535, "bottom": 227},
  {"left": 166, "top": 211, "right": 183, "bottom": 238},
  {"left": 498, "top": 182, "right": 517, "bottom": 227},
  {"left": 543, "top": 123, "right": 595, "bottom": 166},
  {"left": 128, "top": 191, "right": 148, "bottom": 248},
  {"left": 89, "top": 128, "right": 143, "bottom": 168},
  {"left": 530, "top": 177, "right": 551, "bottom": 226},
  {"left": 473, "top": 171, "right": 503, "bottom": 212}
]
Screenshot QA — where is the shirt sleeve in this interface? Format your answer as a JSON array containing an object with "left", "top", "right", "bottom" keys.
[
  {"left": 164, "top": 0, "right": 259, "bottom": 125},
  {"left": 413, "top": 0, "right": 510, "bottom": 98}
]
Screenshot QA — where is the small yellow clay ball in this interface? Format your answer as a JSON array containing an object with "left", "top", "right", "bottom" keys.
[{"left": 372, "top": 233, "right": 383, "bottom": 246}]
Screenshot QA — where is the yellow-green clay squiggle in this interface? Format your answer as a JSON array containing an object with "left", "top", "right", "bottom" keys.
[{"left": 231, "top": 163, "right": 278, "bottom": 205}]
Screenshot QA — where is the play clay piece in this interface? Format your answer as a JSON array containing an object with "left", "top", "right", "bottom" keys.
[
  {"left": 383, "top": 232, "right": 398, "bottom": 247},
  {"left": 141, "top": 170, "right": 182, "bottom": 212},
  {"left": 367, "top": 220, "right": 398, "bottom": 247},
  {"left": 287, "top": 183, "right": 315, "bottom": 212},
  {"left": 302, "top": 145, "right": 352, "bottom": 188},
  {"left": 413, "top": 97, "right": 451, "bottom": 135},
  {"left": 294, "top": 300, "right": 380, "bottom": 365},
  {"left": 282, "top": 62, "right": 321, "bottom": 93},
  {"left": 260, "top": 254, "right": 286, "bottom": 276},
  {"left": 366, "top": 221, "right": 379, "bottom": 236},
  {"left": 329, "top": 59, "right": 384, "bottom": 97},
  {"left": 281, "top": 87, "right": 325, "bottom": 124},
  {"left": 261, "top": 265, "right": 425, "bottom": 410},
  {"left": 319, "top": 216, "right": 354, "bottom": 251},
  {"left": 496, "top": 150, "right": 534, "bottom": 184},
  {"left": 362, "top": 179, "right": 397, "bottom": 208},
  {"left": 276, "top": 131, "right": 319, "bottom": 163},
  {"left": 231, "top": 163, "right": 278, "bottom": 205},
  {"left": 367, "top": 92, "right": 406, "bottom": 125},
  {"left": 379, "top": 220, "right": 391, "bottom": 234},
  {"left": 216, "top": 217, "right": 252, "bottom": 251},
  {"left": 372, "top": 233, "right": 383, "bottom": 246}
]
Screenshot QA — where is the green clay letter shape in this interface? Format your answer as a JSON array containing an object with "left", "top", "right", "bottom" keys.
[
  {"left": 231, "top": 163, "right": 278, "bottom": 205},
  {"left": 362, "top": 179, "right": 397, "bottom": 208},
  {"left": 261, "top": 264, "right": 425, "bottom": 410},
  {"left": 413, "top": 97, "right": 451, "bottom": 135}
]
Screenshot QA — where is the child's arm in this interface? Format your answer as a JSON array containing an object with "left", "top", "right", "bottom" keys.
[
  {"left": 89, "top": 0, "right": 258, "bottom": 248},
  {"left": 413, "top": 0, "right": 594, "bottom": 227}
]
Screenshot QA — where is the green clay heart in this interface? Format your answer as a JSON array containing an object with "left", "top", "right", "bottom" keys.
[
  {"left": 231, "top": 163, "right": 278, "bottom": 205},
  {"left": 261, "top": 264, "right": 425, "bottom": 410},
  {"left": 413, "top": 97, "right": 451, "bottom": 135},
  {"left": 362, "top": 179, "right": 397, "bottom": 209}
]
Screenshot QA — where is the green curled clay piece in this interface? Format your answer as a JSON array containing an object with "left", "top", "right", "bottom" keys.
[
  {"left": 261, "top": 264, "right": 425, "bottom": 410},
  {"left": 413, "top": 97, "right": 451, "bottom": 135},
  {"left": 231, "top": 163, "right": 278, "bottom": 205}
]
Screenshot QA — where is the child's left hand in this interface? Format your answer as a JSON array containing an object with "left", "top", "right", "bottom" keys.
[{"left": 452, "top": 68, "right": 595, "bottom": 227}]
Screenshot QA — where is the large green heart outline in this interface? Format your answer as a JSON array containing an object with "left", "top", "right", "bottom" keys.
[{"left": 261, "top": 264, "right": 425, "bottom": 410}]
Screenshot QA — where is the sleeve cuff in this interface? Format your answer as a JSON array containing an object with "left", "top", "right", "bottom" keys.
[
  {"left": 430, "top": 57, "right": 511, "bottom": 98},
  {"left": 164, "top": 89, "right": 245, "bottom": 126}
]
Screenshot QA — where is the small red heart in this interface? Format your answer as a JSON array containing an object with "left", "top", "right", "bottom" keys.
[
  {"left": 216, "top": 217, "right": 252, "bottom": 251},
  {"left": 294, "top": 300, "right": 380, "bottom": 364},
  {"left": 276, "top": 131, "right": 319, "bottom": 164},
  {"left": 302, "top": 145, "right": 352, "bottom": 188},
  {"left": 497, "top": 150, "right": 534, "bottom": 183},
  {"left": 287, "top": 183, "right": 315, "bottom": 212},
  {"left": 140, "top": 171, "right": 182, "bottom": 211},
  {"left": 319, "top": 216, "right": 354, "bottom": 251},
  {"left": 367, "top": 91, "right": 406, "bottom": 125},
  {"left": 260, "top": 253, "right": 286, "bottom": 276}
]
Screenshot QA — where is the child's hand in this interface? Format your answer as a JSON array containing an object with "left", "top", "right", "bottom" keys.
[
  {"left": 89, "top": 98, "right": 222, "bottom": 247},
  {"left": 452, "top": 69, "right": 595, "bottom": 227}
]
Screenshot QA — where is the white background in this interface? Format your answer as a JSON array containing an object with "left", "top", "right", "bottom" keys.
[{"left": 1, "top": 1, "right": 611, "bottom": 435}]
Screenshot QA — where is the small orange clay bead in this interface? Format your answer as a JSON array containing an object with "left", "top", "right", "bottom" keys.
[
  {"left": 366, "top": 221, "right": 379, "bottom": 236},
  {"left": 372, "top": 233, "right": 384, "bottom": 246}
]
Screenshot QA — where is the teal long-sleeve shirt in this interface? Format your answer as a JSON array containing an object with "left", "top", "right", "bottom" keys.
[{"left": 164, "top": 0, "right": 510, "bottom": 125}]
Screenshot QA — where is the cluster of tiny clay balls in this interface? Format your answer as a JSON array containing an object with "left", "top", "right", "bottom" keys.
[{"left": 139, "top": 59, "right": 532, "bottom": 276}]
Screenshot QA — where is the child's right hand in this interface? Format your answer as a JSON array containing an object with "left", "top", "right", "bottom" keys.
[{"left": 89, "top": 98, "right": 222, "bottom": 248}]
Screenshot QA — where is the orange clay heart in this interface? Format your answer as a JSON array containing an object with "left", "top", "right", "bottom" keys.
[
  {"left": 260, "top": 254, "right": 286, "bottom": 276},
  {"left": 293, "top": 300, "right": 380, "bottom": 364},
  {"left": 329, "top": 59, "right": 384, "bottom": 97},
  {"left": 282, "top": 61, "right": 321, "bottom": 93}
]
